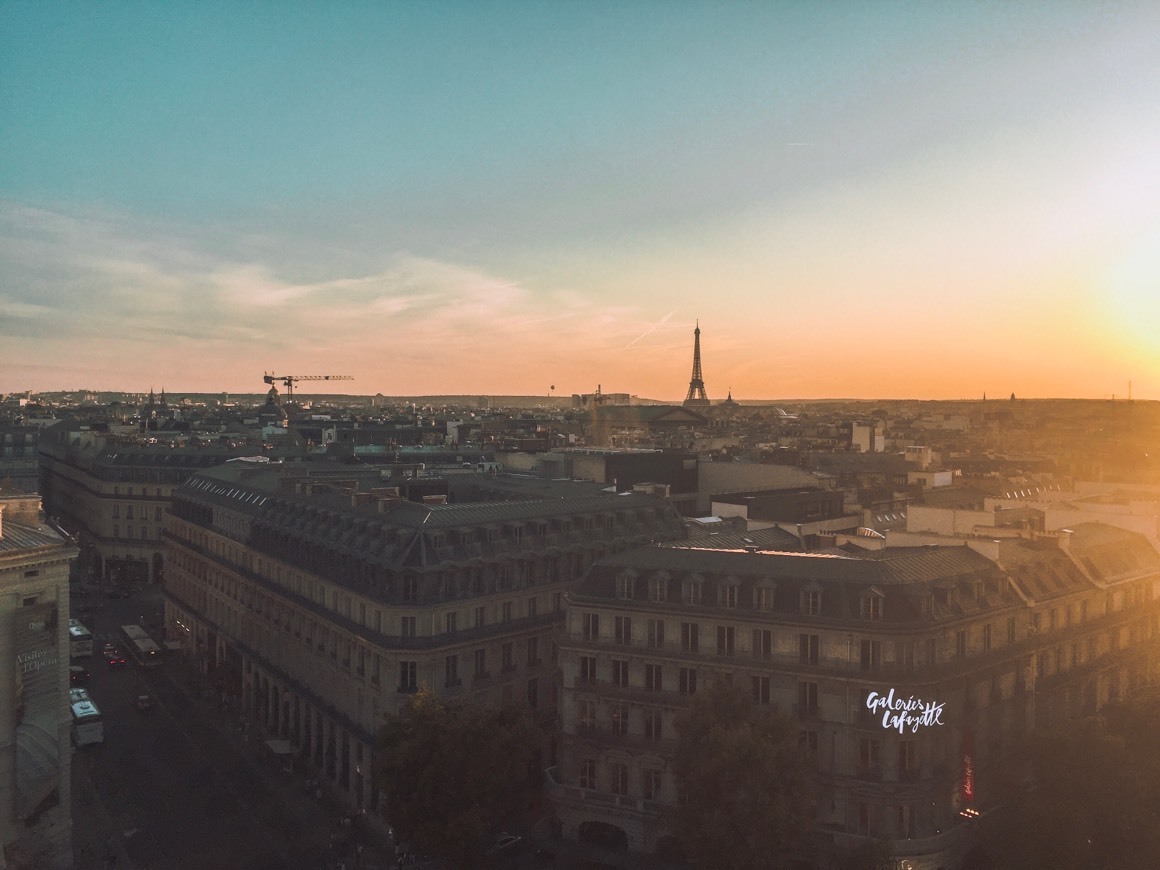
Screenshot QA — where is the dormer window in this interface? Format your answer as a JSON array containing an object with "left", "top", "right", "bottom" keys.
[
  {"left": 860, "top": 587, "right": 885, "bottom": 621},
  {"left": 718, "top": 581, "right": 739, "bottom": 609},
  {"left": 753, "top": 582, "right": 775, "bottom": 612},
  {"left": 649, "top": 573, "right": 669, "bottom": 603},
  {"left": 616, "top": 571, "right": 637, "bottom": 600},
  {"left": 800, "top": 585, "right": 821, "bottom": 616},
  {"left": 683, "top": 577, "right": 703, "bottom": 606}
]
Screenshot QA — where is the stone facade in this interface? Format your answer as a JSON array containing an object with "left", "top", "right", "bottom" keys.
[
  {"left": 162, "top": 462, "right": 686, "bottom": 815},
  {"left": 552, "top": 525, "right": 1160, "bottom": 868},
  {"left": 0, "top": 494, "right": 76, "bottom": 870}
]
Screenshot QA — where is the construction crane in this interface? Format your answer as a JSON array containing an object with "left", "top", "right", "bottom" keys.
[{"left": 262, "top": 373, "right": 354, "bottom": 401}]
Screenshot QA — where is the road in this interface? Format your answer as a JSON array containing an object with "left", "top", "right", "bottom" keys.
[{"left": 69, "top": 584, "right": 367, "bottom": 870}]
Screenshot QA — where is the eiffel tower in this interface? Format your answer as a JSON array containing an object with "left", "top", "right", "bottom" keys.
[{"left": 683, "top": 321, "right": 711, "bottom": 408}]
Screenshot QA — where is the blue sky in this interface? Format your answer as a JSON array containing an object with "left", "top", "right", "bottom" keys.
[{"left": 3, "top": 2, "right": 1159, "bottom": 399}]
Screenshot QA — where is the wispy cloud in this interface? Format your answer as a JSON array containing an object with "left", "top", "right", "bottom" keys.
[{"left": 0, "top": 201, "right": 681, "bottom": 394}]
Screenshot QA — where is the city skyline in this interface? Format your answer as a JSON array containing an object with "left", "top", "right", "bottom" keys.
[{"left": 2, "top": 3, "right": 1159, "bottom": 401}]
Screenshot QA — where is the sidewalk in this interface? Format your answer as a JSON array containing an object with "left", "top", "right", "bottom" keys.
[{"left": 161, "top": 656, "right": 396, "bottom": 869}]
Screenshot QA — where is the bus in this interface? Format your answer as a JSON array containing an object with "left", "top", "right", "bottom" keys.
[
  {"left": 120, "top": 624, "right": 162, "bottom": 667},
  {"left": 68, "top": 618, "right": 93, "bottom": 658},
  {"left": 70, "top": 687, "right": 104, "bottom": 746}
]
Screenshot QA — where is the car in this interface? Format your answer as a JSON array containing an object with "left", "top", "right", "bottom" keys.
[
  {"left": 105, "top": 649, "right": 126, "bottom": 668},
  {"left": 134, "top": 694, "right": 155, "bottom": 711},
  {"left": 102, "top": 642, "right": 117, "bottom": 656},
  {"left": 486, "top": 834, "right": 523, "bottom": 856},
  {"left": 69, "top": 665, "right": 90, "bottom": 684}
]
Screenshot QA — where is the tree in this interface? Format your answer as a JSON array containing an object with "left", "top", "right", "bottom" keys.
[
  {"left": 373, "top": 690, "right": 542, "bottom": 868},
  {"left": 980, "top": 687, "right": 1160, "bottom": 870},
  {"left": 672, "top": 681, "right": 816, "bottom": 869}
]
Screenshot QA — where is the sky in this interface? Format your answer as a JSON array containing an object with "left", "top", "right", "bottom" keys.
[{"left": 2, "top": 1, "right": 1159, "bottom": 402}]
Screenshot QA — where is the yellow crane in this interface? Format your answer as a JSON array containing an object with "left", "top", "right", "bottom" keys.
[{"left": 262, "top": 373, "right": 354, "bottom": 401}]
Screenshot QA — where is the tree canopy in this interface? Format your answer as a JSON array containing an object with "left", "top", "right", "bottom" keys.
[
  {"left": 979, "top": 687, "right": 1160, "bottom": 870},
  {"left": 374, "top": 690, "right": 542, "bottom": 868},
  {"left": 672, "top": 681, "right": 816, "bottom": 870}
]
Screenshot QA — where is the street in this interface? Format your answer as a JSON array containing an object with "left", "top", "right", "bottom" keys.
[{"left": 69, "top": 584, "right": 364, "bottom": 870}]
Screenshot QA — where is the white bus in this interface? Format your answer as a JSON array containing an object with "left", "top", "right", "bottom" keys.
[
  {"left": 70, "top": 687, "right": 104, "bottom": 746},
  {"left": 120, "top": 624, "right": 162, "bottom": 667},
  {"left": 69, "top": 618, "right": 94, "bottom": 658}
]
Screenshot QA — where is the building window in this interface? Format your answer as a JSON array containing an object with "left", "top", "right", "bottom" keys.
[
  {"left": 399, "top": 661, "right": 417, "bottom": 692},
  {"left": 610, "top": 703, "right": 628, "bottom": 736},
  {"left": 861, "top": 591, "right": 884, "bottom": 621},
  {"left": 798, "top": 681, "right": 818, "bottom": 715},
  {"left": 644, "top": 708, "right": 663, "bottom": 741},
  {"left": 899, "top": 740, "right": 917, "bottom": 777},
  {"left": 752, "top": 629, "right": 772, "bottom": 660},
  {"left": 751, "top": 675, "right": 770, "bottom": 705},
  {"left": 647, "top": 618, "right": 665, "bottom": 649},
  {"left": 609, "top": 762, "right": 628, "bottom": 796},
  {"left": 859, "top": 737, "right": 881, "bottom": 772},
  {"left": 754, "top": 585, "right": 774, "bottom": 612},
  {"left": 579, "top": 656, "right": 597, "bottom": 684},
  {"left": 473, "top": 649, "right": 487, "bottom": 679},
  {"left": 444, "top": 655, "right": 460, "bottom": 687},
  {"left": 502, "top": 642, "right": 514, "bottom": 672},
  {"left": 616, "top": 574, "right": 635, "bottom": 599},
  {"left": 799, "top": 730, "right": 818, "bottom": 761},
  {"left": 126, "top": 505, "right": 134, "bottom": 520},
  {"left": 679, "top": 667, "right": 698, "bottom": 696},
  {"left": 112, "top": 505, "right": 120, "bottom": 519},
  {"left": 718, "top": 583, "right": 738, "bottom": 608},
  {"left": 645, "top": 663, "right": 663, "bottom": 692},
  {"left": 716, "top": 625, "right": 735, "bottom": 657},
  {"left": 579, "top": 759, "right": 596, "bottom": 790},
  {"left": 800, "top": 589, "right": 820, "bottom": 616},
  {"left": 650, "top": 576, "right": 667, "bottom": 603},
  {"left": 578, "top": 699, "right": 597, "bottom": 732},
  {"left": 527, "top": 678, "right": 538, "bottom": 709},
  {"left": 982, "top": 623, "right": 992, "bottom": 652},
  {"left": 527, "top": 597, "right": 537, "bottom": 619},
  {"left": 859, "top": 639, "right": 881, "bottom": 672},
  {"left": 681, "top": 622, "right": 700, "bottom": 653},
  {"left": 614, "top": 616, "right": 632, "bottom": 646},
  {"left": 474, "top": 606, "right": 486, "bottom": 628},
  {"left": 683, "top": 580, "right": 702, "bottom": 606},
  {"left": 858, "top": 803, "right": 870, "bottom": 836},
  {"left": 642, "top": 767, "right": 663, "bottom": 800},
  {"left": 1007, "top": 616, "right": 1017, "bottom": 644},
  {"left": 956, "top": 629, "right": 967, "bottom": 658},
  {"left": 502, "top": 601, "right": 513, "bottom": 622},
  {"left": 798, "top": 633, "right": 819, "bottom": 665},
  {"left": 527, "top": 637, "right": 540, "bottom": 665},
  {"left": 582, "top": 613, "right": 600, "bottom": 641},
  {"left": 446, "top": 612, "right": 458, "bottom": 634},
  {"left": 897, "top": 804, "right": 916, "bottom": 839},
  {"left": 403, "top": 576, "right": 418, "bottom": 604},
  {"left": 401, "top": 616, "right": 416, "bottom": 638},
  {"left": 611, "top": 659, "right": 629, "bottom": 687}
]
